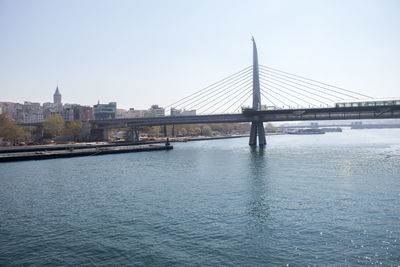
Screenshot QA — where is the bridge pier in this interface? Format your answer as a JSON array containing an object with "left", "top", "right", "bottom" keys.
[
  {"left": 125, "top": 128, "right": 140, "bottom": 142},
  {"left": 163, "top": 125, "right": 167, "bottom": 137},
  {"left": 249, "top": 121, "right": 266, "bottom": 147},
  {"left": 102, "top": 128, "right": 110, "bottom": 141}
]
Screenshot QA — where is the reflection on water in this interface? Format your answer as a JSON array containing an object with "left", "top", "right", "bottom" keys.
[{"left": 247, "top": 146, "right": 270, "bottom": 224}]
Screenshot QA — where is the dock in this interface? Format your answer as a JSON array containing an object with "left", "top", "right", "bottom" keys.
[{"left": 0, "top": 144, "right": 173, "bottom": 163}]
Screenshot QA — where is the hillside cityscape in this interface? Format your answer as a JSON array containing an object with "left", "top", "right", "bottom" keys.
[
  {"left": 0, "top": 86, "right": 197, "bottom": 124},
  {"left": 0, "top": 86, "right": 254, "bottom": 145}
]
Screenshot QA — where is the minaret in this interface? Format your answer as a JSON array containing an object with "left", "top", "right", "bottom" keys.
[
  {"left": 249, "top": 37, "right": 266, "bottom": 147},
  {"left": 53, "top": 86, "right": 62, "bottom": 106}
]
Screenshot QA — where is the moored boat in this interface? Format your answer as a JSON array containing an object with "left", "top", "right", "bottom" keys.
[{"left": 288, "top": 128, "right": 325, "bottom": 135}]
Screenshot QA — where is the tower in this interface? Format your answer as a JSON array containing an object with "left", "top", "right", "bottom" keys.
[
  {"left": 53, "top": 86, "right": 62, "bottom": 106},
  {"left": 249, "top": 37, "right": 266, "bottom": 146}
]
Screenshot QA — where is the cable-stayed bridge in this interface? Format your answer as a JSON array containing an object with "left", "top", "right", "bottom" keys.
[
  {"left": 90, "top": 38, "right": 400, "bottom": 146},
  {"left": 19, "top": 38, "right": 400, "bottom": 146}
]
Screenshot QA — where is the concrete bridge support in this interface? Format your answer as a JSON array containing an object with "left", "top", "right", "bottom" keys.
[
  {"left": 249, "top": 122, "right": 266, "bottom": 146},
  {"left": 102, "top": 128, "right": 110, "bottom": 141},
  {"left": 125, "top": 128, "right": 140, "bottom": 142},
  {"left": 249, "top": 37, "right": 266, "bottom": 147},
  {"left": 163, "top": 125, "right": 167, "bottom": 137}
]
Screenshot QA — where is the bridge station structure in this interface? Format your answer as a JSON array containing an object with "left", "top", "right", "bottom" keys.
[{"left": 19, "top": 38, "right": 400, "bottom": 146}]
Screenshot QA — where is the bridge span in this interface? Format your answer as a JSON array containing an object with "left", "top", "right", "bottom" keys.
[
  {"left": 14, "top": 38, "right": 400, "bottom": 146},
  {"left": 91, "top": 105, "right": 400, "bottom": 129},
  {"left": 19, "top": 105, "right": 400, "bottom": 142}
]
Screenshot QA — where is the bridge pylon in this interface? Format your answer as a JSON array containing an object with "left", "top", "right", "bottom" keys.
[{"left": 249, "top": 37, "right": 266, "bottom": 147}]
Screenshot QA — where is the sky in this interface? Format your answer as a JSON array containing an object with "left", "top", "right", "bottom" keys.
[{"left": 0, "top": 0, "right": 399, "bottom": 110}]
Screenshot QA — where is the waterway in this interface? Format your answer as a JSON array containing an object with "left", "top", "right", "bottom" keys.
[{"left": 1, "top": 129, "right": 399, "bottom": 265}]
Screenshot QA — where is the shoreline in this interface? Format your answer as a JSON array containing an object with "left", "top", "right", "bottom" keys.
[
  {"left": 0, "top": 144, "right": 173, "bottom": 163},
  {"left": 0, "top": 135, "right": 247, "bottom": 162},
  {"left": 0, "top": 135, "right": 249, "bottom": 154}
]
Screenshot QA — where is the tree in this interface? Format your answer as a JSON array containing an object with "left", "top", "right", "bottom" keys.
[
  {"left": 189, "top": 127, "right": 201, "bottom": 136},
  {"left": 43, "top": 114, "right": 65, "bottom": 138},
  {"left": 180, "top": 128, "right": 187, "bottom": 136},
  {"left": 202, "top": 125, "right": 212, "bottom": 136},
  {"left": 148, "top": 126, "right": 161, "bottom": 137},
  {"left": 66, "top": 120, "right": 82, "bottom": 141},
  {"left": 0, "top": 114, "right": 26, "bottom": 145}
]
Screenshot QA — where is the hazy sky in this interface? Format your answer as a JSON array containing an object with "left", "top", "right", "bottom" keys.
[{"left": 0, "top": 0, "right": 399, "bottom": 109}]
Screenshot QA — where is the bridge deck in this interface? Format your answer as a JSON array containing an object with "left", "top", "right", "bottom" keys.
[
  {"left": 17, "top": 105, "right": 400, "bottom": 128},
  {"left": 91, "top": 105, "right": 400, "bottom": 128}
]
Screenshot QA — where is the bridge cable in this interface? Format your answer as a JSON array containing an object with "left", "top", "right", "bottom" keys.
[
  {"left": 165, "top": 66, "right": 252, "bottom": 109},
  {"left": 260, "top": 80, "right": 319, "bottom": 107},
  {"left": 198, "top": 84, "right": 251, "bottom": 114},
  {"left": 166, "top": 65, "right": 252, "bottom": 109},
  {"left": 259, "top": 73, "right": 331, "bottom": 106},
  {"left": 259, "top": 90, "right": 278, "bottom": 107},
  {"left": 259, "top": 71, "right": 336, "bottom": 103},
  {"left": 260, "top": 65, "right": 372, "bottom": 99},
  {"left": 204, "top": 85, "right": 251, "bottom": 114},
  {"left": 209, "top": 85, "right": 253, "bottom": 114},
  {"left": 180, "top": 70, "right": 252, "bottom": 111},
  {"left": 259, "top": 76, "right": 329, "bottom": 107},
  {"left": 260, "top": 68, "right": 346, "bottom": 100},
  {"left": 222, "top": 90, "right": 253, "bottom": 114},
  {"left": 233, "top": 93, "right": 253, "bottom": 113},
  {"left": 260, "top": 66, "right": 351, "bottom": 100},
  {"left": 260, "top": 85, "right": 298, "bottom": 107},
  {"left": 260, "top": 82, "right": 318, "bottom": 108},
  {"left": 260, "top": 86, "right": 296, "bottom": 107},
  {"left": 187, "top": 76, "right": 252, "bottom": 112},
  {"left": 197, "top": 81, "right": 252, "bottom": 114}
]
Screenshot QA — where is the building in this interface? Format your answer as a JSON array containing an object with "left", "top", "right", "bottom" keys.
[
  {"left": 126, "top": 108, "right": 146, "bottom": 118},
  {"left": 170, "top": 108, "right": 181, "bottom": 116},
  {"left": 16, "top": 102, "right": 44, "bottom": 123},
  {"left": 43, "top": 102, "right": 55, "bottom": 110},
  {"left": 23, "top": 101, "right": 41, "bottom": 110},
  {"left": 93, "top": 102, "right": 117, "bottom": 120},
  {"left": 181, "top": 109, "right": 196, "bottom": 116},
  {"left": 170, "top": 108, "right": 196, "bottom": 116},
  {"left": 146, "top": 105, "right": 165, "bottom": 117},
  {"left": 53, "top": 86, "right": 62, "bottom": 108},
  {"left": 22, "top": 110, "right": 44, "bottom": 124},
  {"left": 0, "top": 102, "right": 23, "bottom": 121},
  {"left": 73, "top": 106, "right": 93, "bottom": 121},
  {"left": 61, "top": 108, "right": 74, "bottom": 122},
  {"left": 116, "top": 108, "right": 129, "bottom": 119}
]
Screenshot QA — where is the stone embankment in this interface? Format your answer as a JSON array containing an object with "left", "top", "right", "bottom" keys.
[{"left": 0, "top": 143, "right": 173, "bottom": 163}]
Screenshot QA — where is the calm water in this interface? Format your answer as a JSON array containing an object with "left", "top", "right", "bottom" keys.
[{"left": 1, "top": 129, "right": 400, "bottom": 266}]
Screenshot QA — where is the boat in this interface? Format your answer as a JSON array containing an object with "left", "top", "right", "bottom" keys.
[
  {"left": 288, "top": 128, "right": 325, "bottom": 135},
  {"left": 320, "top": 127, "right": 342, "bottom": 132}
]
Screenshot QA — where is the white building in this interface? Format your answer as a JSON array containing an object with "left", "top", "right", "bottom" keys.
[
  {"left": 170, "top": 108, "right": 196, "bottom": 116},
  {"left": 146, "top": 105, "right": 165, "bottom": 117}
]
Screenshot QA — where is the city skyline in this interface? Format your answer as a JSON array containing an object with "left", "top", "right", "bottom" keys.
[{"left": 1, "top": 0, "right": 399, "bottom": 110}]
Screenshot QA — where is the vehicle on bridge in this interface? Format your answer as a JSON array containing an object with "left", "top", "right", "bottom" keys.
[
  {"left": 241, "top": 105, "right": 280, "bottom": 112},
  {"left": 334, "top": 98, "right": 400, "bottom": 108}
]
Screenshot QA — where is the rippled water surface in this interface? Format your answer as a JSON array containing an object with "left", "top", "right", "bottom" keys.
[{"left": 1, "top": 129, "right": 400, "bottom": 265}]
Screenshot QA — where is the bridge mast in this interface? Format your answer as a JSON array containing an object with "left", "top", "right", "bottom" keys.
[{"left": 249, "top": 37, "right": 266, "bottom": 146}]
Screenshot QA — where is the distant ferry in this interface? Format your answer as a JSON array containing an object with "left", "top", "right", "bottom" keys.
[
  {"left": 288, "top": 128, "right": 325, "bottom": 135},
  {"left": 321, "top": 127, "right": 342, "bottom": 132}
]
